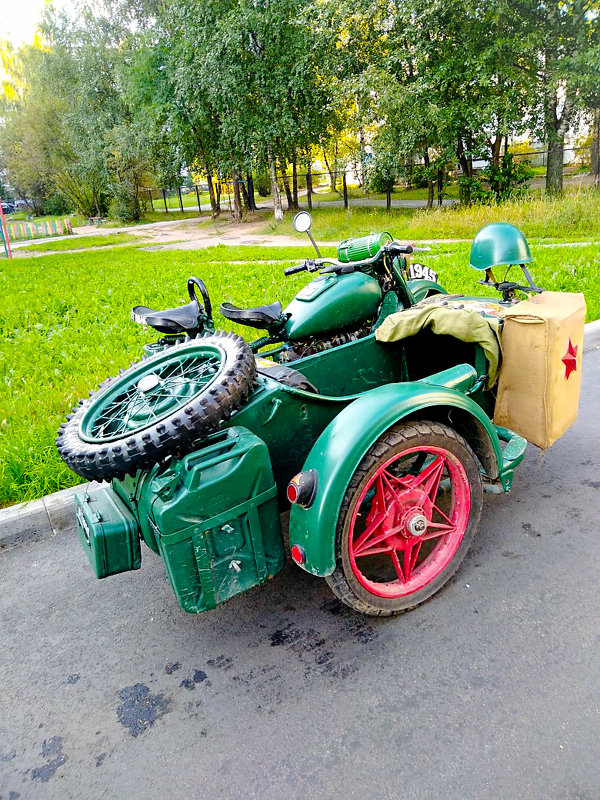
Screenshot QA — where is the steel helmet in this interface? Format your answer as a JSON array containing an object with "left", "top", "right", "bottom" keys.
[{"left": 469, "top": 223, "right": 533, "bottom": 271}]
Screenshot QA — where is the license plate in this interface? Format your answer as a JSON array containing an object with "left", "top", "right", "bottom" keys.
[{"left": 407, "top": 263, "right": 438, "bottom": 283}]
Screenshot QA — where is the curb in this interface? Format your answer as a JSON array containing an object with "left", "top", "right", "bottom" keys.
[
  {"left": 1, "top": 320, "right": 599, "bottom": 548},
  {"left": 584, "top": 319, "right": 600, "bottom": 351},
  {"left": 0, "top": 482, "right": 104, "bottom": 549}
]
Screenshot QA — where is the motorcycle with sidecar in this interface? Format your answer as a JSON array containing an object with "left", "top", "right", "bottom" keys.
[{"left": 57, "top": 213, "right": 584, "bottom": 616}]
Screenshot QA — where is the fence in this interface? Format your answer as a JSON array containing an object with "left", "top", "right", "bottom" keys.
[
  {"left": 7, "top": 217, "right": 73, "bottom": 241},
  {"left": 143, "top": 147, "right": 598, "bottom": 216},
  {"left": 143, "top": 170, "right": 401, "bottom": 214}
]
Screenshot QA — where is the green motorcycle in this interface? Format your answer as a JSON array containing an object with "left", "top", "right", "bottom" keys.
[{"left": 58, "top": 215, "right": 567, "bottom": 617}]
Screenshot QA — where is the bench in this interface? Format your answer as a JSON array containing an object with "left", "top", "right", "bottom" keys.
[{"left": 88, "top": 216, "right": 106, "bottom": 226}]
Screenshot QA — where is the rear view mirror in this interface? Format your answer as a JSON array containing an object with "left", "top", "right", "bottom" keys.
[{"left": 293, "top": 211, "right": 312, "bottom": 233}]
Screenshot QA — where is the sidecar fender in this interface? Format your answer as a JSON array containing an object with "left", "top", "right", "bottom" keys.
[
  {"left": 288, "top": 366, "right": 504, "bottom": 577},
  {"left": 406, "top": 278, "right": 447, "bottom": 302}
]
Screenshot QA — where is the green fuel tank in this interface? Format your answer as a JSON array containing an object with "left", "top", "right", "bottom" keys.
[{"left": 282, "top": 271, "right": 382, "bottom": 341}]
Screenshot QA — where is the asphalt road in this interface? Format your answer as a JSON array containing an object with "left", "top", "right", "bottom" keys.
[{"left": 1, "top": 349, "right": 599, "bottom": 800}]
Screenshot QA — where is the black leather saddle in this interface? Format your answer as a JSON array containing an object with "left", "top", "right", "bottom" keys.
[
  {"left": 131, "top": 277, "right": 211, "bottom": 335},
  {"left": 220, "top": 301, "right": 284, "bottom": 330}
]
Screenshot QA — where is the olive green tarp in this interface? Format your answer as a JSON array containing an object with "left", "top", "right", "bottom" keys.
[{"left": 375, "top": 304, "right": 502, "bottom": 386}]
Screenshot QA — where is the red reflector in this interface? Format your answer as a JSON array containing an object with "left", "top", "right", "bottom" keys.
[
  {"left": 291, "top": 545, "right": 305, "bottom": 564},
  {"left": 287, "top": 482, "right": 298, "bottom": 503}
]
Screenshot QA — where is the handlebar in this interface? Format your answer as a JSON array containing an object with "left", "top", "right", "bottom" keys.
[{"left": 283, "top": 241, "right": 430, "bottom": 277}]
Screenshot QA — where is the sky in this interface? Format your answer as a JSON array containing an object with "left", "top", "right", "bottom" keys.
[{"left": 0, "top": 0, "right": 56, "bottom": 46}]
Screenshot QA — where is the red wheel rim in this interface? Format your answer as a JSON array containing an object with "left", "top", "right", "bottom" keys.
[{"left": 347, "top": 446, "right": 471, "bottom": 598}]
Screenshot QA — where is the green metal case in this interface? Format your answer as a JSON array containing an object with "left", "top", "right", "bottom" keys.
[
  {"left": 146, "top": 427, "right": 285, "bottom": 613},
  {"left": 75, "top": 487, "right": 141, "bottom": 579},
  {"left": 337, "top": 231, "right": 392, "bottom": 263}
]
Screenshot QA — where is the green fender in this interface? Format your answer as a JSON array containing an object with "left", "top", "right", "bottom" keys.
[
  {"left": 288, "top": 371, "right": 503, "bottom": 577},
  {"left": 406, "top": 278, "right": 448, "bottom": 302}
]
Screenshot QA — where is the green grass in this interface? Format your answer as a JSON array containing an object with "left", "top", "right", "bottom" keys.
[
  {"left": 17, "top": 233, "right": 141, "bottom": 252},
  {"left": 261, "top": 189, "right": 600, "bottom": 242},
  {"left": 0, "top": 237, "right": 597, "bottom": 507}
]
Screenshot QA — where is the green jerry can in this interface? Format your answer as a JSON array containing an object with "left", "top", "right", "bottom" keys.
[
  {"left": 138, "top": 426, "right": 285, "bottom": 613},
  {"left": 75, "top": 487, "right": 141, "bottom": 578}
]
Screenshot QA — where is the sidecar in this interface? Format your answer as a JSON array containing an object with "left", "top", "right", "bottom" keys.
[{"left": 61, "top": 221, "right": 586, "bottom": 616}]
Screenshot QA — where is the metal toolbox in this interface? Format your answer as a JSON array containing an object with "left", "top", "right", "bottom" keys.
[{"left": 75, "top": 486, "right": 141, "bottom": 579}]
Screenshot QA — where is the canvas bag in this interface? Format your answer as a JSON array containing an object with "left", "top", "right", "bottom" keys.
[{"left": 494, "top": 291, "right": 586, "bottom": 449}]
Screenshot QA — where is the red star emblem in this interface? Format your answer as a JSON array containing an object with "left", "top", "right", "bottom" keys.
[{"left": 562, "top": 339, "right": 578, "bottom": 380}]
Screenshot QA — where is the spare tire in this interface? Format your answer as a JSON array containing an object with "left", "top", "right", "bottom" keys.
[{"left": 56, "top": 331, "right": 256, "bottom": 481}]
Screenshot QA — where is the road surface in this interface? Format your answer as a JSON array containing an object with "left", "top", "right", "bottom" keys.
[{"left": 1, "top": 348, "right": 599, "bottom": 800}]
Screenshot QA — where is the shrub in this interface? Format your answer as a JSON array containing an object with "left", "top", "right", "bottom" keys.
[{"left": 43, "top": 192, "right": 73, "bottom": 216}]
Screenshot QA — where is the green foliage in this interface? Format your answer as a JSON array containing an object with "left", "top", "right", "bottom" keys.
[
  {"left": 486, "top": 153, "right": 534, "bottom": 202},
  {"left": 459, "top": 154, "right": 534, "bottom": 205},
  {"left": 254, "top": 165, "right": 271, "bottom": 197},
  {"left": 365, "top": 153, "right": 398, "bottom": 193},
  {"left": 42, "top": 192, "right": 73, "bottom": 216}
]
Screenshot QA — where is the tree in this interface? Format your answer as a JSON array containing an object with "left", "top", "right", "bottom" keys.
[
  {"left": 508, "top": 0, "right": 600, "bottom": 194},
  {"left": 378, "top": 0, "right": 531, "bottom": 204}
]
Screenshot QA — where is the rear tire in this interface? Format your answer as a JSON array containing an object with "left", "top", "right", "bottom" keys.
[{"left": 326, "top": 421, "right": 483, "bottom": 616}]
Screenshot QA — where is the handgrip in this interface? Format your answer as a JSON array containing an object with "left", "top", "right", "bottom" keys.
[
  {"left": 387, "top": 243, "right": 414, "bottom": 255},
  {"left": 284, "top": 264, "right": 307, "bottom": 276}
]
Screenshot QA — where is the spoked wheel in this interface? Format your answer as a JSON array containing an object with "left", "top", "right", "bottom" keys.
[
  {"left": 57, "top": 332, "right": 255, "bottom": 481},
  {"left": 326, "top": 421, "right": 483, "bottom": 616}
]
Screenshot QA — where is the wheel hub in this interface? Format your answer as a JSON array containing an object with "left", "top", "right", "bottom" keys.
[
  {"left": 137, "top": 374, "right": 161, "bottom": 392},
  {"left": 404, "top": 509, "right": 428, "bottom": 537}
]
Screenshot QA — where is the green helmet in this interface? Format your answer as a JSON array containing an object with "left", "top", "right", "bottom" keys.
[{"left": 469, "top": 223, "right": 533, "bottom": 271}]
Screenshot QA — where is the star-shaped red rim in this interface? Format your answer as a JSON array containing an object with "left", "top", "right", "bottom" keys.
[{"left": 562, "top": 338, "right": 578, "bottom": 380}]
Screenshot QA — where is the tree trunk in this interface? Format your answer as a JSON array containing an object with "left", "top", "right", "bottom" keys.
[
  {"left": 591, "top": 110, "right": 600, "bottom": 188},
  {"left": 280, "top": 158, "right": 294, "bottom": 210},
  {"left": 437, "top": 167, "right": 443, "bottom": 206},
  {"left": 246, "top": 172, "right": 257, "bottom": 210},
  {"left": 424, "top": 150, "right": 434, "bottom": 210},
  {"left": 267, "top": 147, "right": 283, "bottom": 220},
  {"left": 202, "top": 151, "right": 218, "bottom": 216},
  {"left": 491, "top": 134, "right": 502, "bottom": 169},
  {"left": 322, "top": 148, "right": 336, "bottom": 192},
  {"left": 240, "top": 177, "right": 251, "bottom": 211},
  {"left": 546, "top": 134, "right": 564, "bottom": 195},
  {"left": 232, "top": 173, "right": 243, "bottom": 222},
  {"left": 358, "top": 126, "right": 366, "bottom": 187},
  {"left": 291, "top": 155, "right": 299, "bottom": 210},
  {"left": 215, "top": 178, "right": 221, "bottom": 212},
  {"left": 457, "top": 137, "right": 472, "bottom": 204},
  {"left": 544, "top": 83, "right": 575, "bottom": 196}
]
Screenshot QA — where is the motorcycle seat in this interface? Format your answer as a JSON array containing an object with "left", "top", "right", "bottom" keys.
[
  {"left": 131, "top": 300, "right": 201, "bottom": 334},
  {"left": 220, "top": 301, "right": 283, "bottom": 330}
]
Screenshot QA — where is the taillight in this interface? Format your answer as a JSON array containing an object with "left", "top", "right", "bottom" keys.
[
  {"left": 290, "top": 544, "right": 306, "bottom": 564},
  {"left": 286, "top": 470, "right": 318, "bottom": 508}
]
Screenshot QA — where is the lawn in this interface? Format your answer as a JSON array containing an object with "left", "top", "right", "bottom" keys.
[
  {"left": 17, "top": 233, "right": 141, "bottom": 252},
  {"left": 0, "top": 237, "right": 597, "bottom": 507}
]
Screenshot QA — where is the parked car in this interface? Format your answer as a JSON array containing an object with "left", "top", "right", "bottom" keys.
[{"left": 1, "top": 201, "right": 15, "bottom": 214}]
